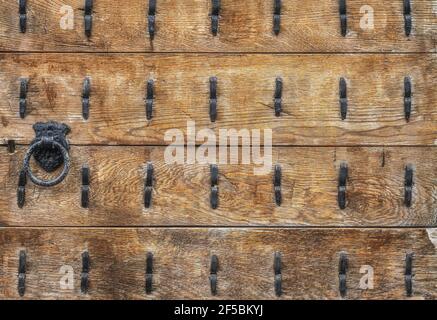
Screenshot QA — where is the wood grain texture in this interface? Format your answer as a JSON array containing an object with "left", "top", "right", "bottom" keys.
[
  {"left": 0, "top": 0, "right": 435, "bottom": 52},
  {"left": 1, "top": 146, "right": 435, "bottom": 226},
  {"left": 0, "top": 227, "right": 436, "bottom": 299},
  {"left": 0, "top": 54, "right": 436, "bottom": 145}
]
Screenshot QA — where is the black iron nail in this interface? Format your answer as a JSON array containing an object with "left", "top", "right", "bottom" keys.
[
  {"left": 211, "top": 0, "right": 220, "bottom": 36},
  {"left": 403, "top": 0, "right": 412, "bottom": 36},
  {"left": 81, "top": 251, "right": 90, "bottom": 293},
  {"left": 17, "top": 169, "right": 27, "bottom": 208},
  {"left": 339, "top": 252, "right": 348, "bottom": 297},
  {"left": 274, "top": 252, "right": 282, "bottom": 297},
  {"left": 210, "top": 164, "right": 218, "bottom": 209},
  {"left": 210, "top": 255, "right": 218, "bottom": 295},
  {"left": 274, "top": 164, "right": 282, "bottom": 206},
  {"left": 19, "top": 78, "right": 28, "bottom": 119},
  {"left": 82, "top": 77, "right": 91, "bottom": 120},
  {"left": 405, "top": 252, "right": 413, "bottom": 297},
  {"left": 144, "top": 162, "right": 154, "bottom": 208},
  {"left": 81, "top": 166, "right": 90, "bottom": 208},
  {"left": 404, "top": 77, "right": 412, "bottom": 122},
  {"left": 148, "top": 0, "right": 157, "bottom": 40},
  {"left": 274, "top": 77, "right": 282, "bottom": 117},
  {"left": 209, "top": 77, "right": 217, "bottom": 122},
  {"left": 84, "top": 0, "right": 93, "bottom": 37},
  {"left": 273, "top": 0, "right": 281, "bottom": 35},
  {"left": 338, "top": 163, "right": 348, "bottom": 209},
  {"left": 145, "top": 252, "right": 153, "bottom": 294},
  {"left": 339, "top": 0, "right": 347, "bottom": 36},
  {"left": 18, "top": 250, "right": 26, "bottom": 296},
  {"left": 146, "top": 79, "right": 154, "bottom": 120},
  {"left": 404, "top": 165, "right": 413, "bottom": 207},
  {"left": 19, "top": 0, "right": 27, "bottom": 33},
  {"left": 339, "top": 77, "right": 347, "bottom": 120}
]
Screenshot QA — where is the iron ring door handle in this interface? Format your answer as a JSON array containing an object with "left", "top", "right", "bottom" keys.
[
  {"left": 22, "top": 122, "right": 71, "bottom": 187},
  {"left": 23, "top": 137, "right": 71, "bottom": 187}
]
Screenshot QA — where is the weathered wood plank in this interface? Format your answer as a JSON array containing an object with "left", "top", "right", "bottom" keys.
[
  {"left": 0, "top": 146, "right": 435, "bottom": 226},
  {"left": 0, "top": 0, "right": 435, "bottom": 52},
  {"left": 0, "top": 227, "right": 436, "bottom": 299},
  {"left": 0, "top": 54, "right": 436, "bottom": 145}
]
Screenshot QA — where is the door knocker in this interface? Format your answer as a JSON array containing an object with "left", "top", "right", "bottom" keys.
[{"left": 22, "top": 122, "right": 71, "bottom": 187}]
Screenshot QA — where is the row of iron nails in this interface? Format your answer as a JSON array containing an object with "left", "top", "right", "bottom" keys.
[
  {"left": 17, "top": 0, "right": 413, "bottom": 38},
  {"left": 15, "top": 162, "right": 415, "bottom": 209},
  {"left": 14, "top": 250, "right": 415, "bottom": 297},
  {"left": 17, "top": 76, "right": 414, "bottom": 122}
]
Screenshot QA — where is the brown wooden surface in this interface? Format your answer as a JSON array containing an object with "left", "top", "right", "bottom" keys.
[
  {"left": 0, "top": 227, "right": 436, "bottom": 299},
  {"left": 0, "top": 0, "right": 436, "bottom": 301},
  {"left": 0, "top": 0, "right": 435, "bottom": 52},
  {"left": 0, "top": 54, "right": 436, "bottom": 146},
  {"left": 1, "top": 146, "right": 435, "bottom": 227}
]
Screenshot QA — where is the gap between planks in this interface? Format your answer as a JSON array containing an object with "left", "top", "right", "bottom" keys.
[
  {"left": 0, "top": 51, "right": 434, "bottom": 55},
  {"left": 0, "top": 226, "right": 434, "bottom": 229},
  {"left": 2, "top": 144, "right": 437, "bottom": 148}
]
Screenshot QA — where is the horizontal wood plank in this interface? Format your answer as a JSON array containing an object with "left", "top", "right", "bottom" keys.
[
  {"left": 0, "top": 54, "right": 436, "bottom": 145},
  {"left": 0, "top": 0, "right": 435, "bottom": 52},
  {"left": 0, "top": 146, "right": 435, "bottom": 226},
  {"left": 0, "top": 227, "right": 436, "bottom": 299}
]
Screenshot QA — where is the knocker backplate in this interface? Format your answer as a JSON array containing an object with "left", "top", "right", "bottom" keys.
[{"left": 31, "top": 122, "right": 71, "bottom": 172}]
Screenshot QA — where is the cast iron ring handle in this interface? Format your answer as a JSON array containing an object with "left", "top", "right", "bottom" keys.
[{"left": 23, "top": 137, "right": 70, "bottom": 187}]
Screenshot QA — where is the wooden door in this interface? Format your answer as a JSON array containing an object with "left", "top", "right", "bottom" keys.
[{"left": 0, "top": 0, "right": 436, "bottom": 300}]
